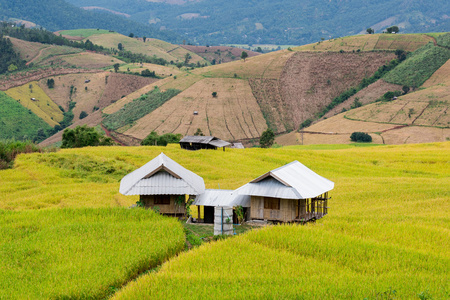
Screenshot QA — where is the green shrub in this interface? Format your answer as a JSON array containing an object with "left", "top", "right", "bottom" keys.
[{"left": 350, "top": 132, "right": 372, "bottom": 142}]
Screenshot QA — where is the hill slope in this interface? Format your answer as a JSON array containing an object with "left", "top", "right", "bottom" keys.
[
  {"left": 66, "top": 0, "right": 450, "bottom": 45},
  {"left": 0, "top": 0, "right": 180, "bottom": 43}
]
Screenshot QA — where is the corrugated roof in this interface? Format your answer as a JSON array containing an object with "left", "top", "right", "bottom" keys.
[
  {"left": 193, "top": 189, "right": 251, "bottom": 207},
  {"left": 180, "top": 136, "right": 214, "bottom": 143},
  {"left": 236, "top": 161, "right": 334, "bottom": 199},
  {"left": 180, "top": 136, "right": 230, "bottom": 147},
  {"left": 209, "top": 139, "right": 231, "bottom": 147},
  {"left": 231, "top": 143, "right": 244, "bottom": 149},
  {"left": 119, "top": 153, "right": 205, "bottom": 196}
]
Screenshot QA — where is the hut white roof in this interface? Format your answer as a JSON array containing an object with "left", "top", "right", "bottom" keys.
[
  {"left": 236, "top": 161, "right": 334, "bottom": 199},
  {"left": 193, "top": 189, "right": 251, "bottom": 207},
  {"left": 180, "top": 136, "right": 231, "bottom": 148},
  {"left": 119, "top": 153, "right": 205, "bottom": 196}
]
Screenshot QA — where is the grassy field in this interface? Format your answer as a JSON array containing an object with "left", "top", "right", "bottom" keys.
[
  {"left": 8, "top": 37, "right": 49, "bottom": 62},
  {"left": 295, "top": 34, "right": 434, "bottom": 52},
  {"left": 5, "top": 81, "right": 64, "bottom": 127},
  {"left": 0, "top": 208, "right": 185, "bottom": 299},
  {"left": 0, "top": 143, "right": 449, "bottom": 298},
  {"left": 58, "top": 28, "right": 114, "bottom": 38},
  {"left": 31, "top": 45, "right": 83, "bottom": 66},
  {"left": 383, "top": 42, "right": 450, "bottom": 87},
  {"left": 0, "top": 92, "right": 52, "bottom": 140}
]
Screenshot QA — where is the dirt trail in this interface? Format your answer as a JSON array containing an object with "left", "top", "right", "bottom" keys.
[{"left": 26, "top": 46, "right": 51, "bottom": 66}]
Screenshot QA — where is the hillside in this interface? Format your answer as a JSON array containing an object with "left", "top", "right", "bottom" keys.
[
  {"left": 0, "top": 0, "right": 180, "bottom": 43},
  {"left": 180, "top": 45, "right": 261, "bottom": 64},
  {"left": 65, "top": 0, "right": 450, "bottom": 45}
]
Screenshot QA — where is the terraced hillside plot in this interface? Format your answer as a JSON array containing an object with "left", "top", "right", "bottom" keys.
[
  {"left": 295, "top": 34, "right": 433, "bottom": 52},
  {"left": 29, "top": 46, "right": 83, "bottom": 66},
  {"left": 9, "top": 37, "right": 48, "bottom": 62},
  {"left": 40, "top": 72, "right": 156, "bottom": 123},
  {"left": 276, "top": 130, "right": 384, "bottom": 145},
  {"left": 118, "top": 63, "right": 182, "bottom": 77},
  {"left": 0, "top": 208, "right": 185, "bottom": 299},
  {"left": 180, "top": 45, "right": 261, "bottom": 64},
  {"left": 146, "top": 38, "right": 206, "bottom": 64},
  {"left": 51, "top": 52, "right": 123, "bottom": 69},
  {"left": 5, "top": 81, "right": 63, "bottom": 126},
  {"left": 57, "top": 29, "right": 114, "bottom": 38},
  {"left": 381, "top": 126, "right": 450, "bottom": 144},
  {"left": 124, "top": 78, "right": 267, "bottom": 141},
  {"left": 0, "top": 92, "right": 51, "bottom": 140},
  {"left": 195, "top": 49, "right": 295, "bottom": 79},
  {"left": 279, "top": 51, "right": 396, "bottom": 129}
]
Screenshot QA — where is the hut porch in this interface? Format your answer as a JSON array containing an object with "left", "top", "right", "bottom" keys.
[{"left": 140, "top": 195, "right": 186, "bottom": 216}]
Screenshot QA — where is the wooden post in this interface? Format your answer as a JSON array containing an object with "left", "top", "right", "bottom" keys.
[{"left": 198, "top": 205, "right": 201, "bottom": 220}]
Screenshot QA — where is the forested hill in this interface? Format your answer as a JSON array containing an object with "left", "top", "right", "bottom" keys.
[
  {"left": 0, "top": 0, "right": 180, "bottom": 43},
  {"left": 65, "top": 0, "right": 450, "bottom": 45}
]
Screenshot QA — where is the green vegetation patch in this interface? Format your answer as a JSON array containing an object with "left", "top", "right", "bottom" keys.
[
  {"left": 383, "top": 43, "right": 450, "bottom": 87},
  {"left": 59, "top": 28, "right": 114, "bottom": 38},
  {"left": 33, "top": 152, "right": 135, "bottom": 183},
  {"left": 436, "top": 32, "right": 450, "bottom": 48},
  {"left": 0, "top": 208, "right": 185, "bottom": 299},
  {"left": 0, "top": 92, "right": 51, "bottom": 140},
  {"left": 103, "top": 88, "right": 181, "bottom": 131}
]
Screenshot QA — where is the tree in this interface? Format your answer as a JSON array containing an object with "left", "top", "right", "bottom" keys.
[
  {"left": 184, "top": 53, "right": 191, "bottom": 65},
  {"left": 194, "top": 128, "right": 204, "bottom": 136},
  {"left": 386, "top": 26, "right": 399, "bottom": 34},
  {"left": 113, "top": 63, "right": 120, "bottom": 72},
  {"left": 118, "top": 43, "right": 123, "bottom": 51},
  {"left": 260, "top": 128, "right": 275, "bottom": 148},
  {"left": 350, "top": 132, "right": 372, "bottom": 142},
  {"left": 256, "top": 47, "right": 263, "bottom": 53},
  {"left": 61, "top": 125, "right": 114, "bottom": 148},
  {"left": 46, "top": 78, "right": 55, "bottom": 89},
  {"left": 211, "top": 92, "right": 217, "bottom": 98},
  {"left": 143, "top": 36, "right": 146, "bottom": 43},
  {"left": 176, "top": 62, "right": 184, "bottom": 70},
  {"left": 141, "top": 131, "right": 182, "bottom": 146},
  {"left": 129, "top": 33, "right": 134, "bottom": 38},
  {"left": 366, "top": 28, "right": 374, "bottom": 34},
  {"left": 7, "top": 64, "right": 17, "bottom": 72},
  {"left": 79, "top": 111, "right": 88, "bottom": 119},
  {"left": 241, "top": 51, "right": 248, "bottom": 62}
]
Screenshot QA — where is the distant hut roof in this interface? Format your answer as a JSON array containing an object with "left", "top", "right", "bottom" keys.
[
  {"left": 180, "top": 136, "right": 231, "bottom": 147},
  {"left": 193, "top": 189, "right": 251, "bottom": 207},
  {"left": 236, "top": 161, "right": 334, "bottom": 199},
  {"left": 119, "top": 153, "right": 205, "bottom": 196},
  {"left": 231, "top": 143, "right": 244, "bottom": 149}
]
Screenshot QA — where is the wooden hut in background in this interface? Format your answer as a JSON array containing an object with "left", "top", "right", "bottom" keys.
[
  {"left": 236, "top": 161, "right": 334, "bottom": 223},
  {"left": 119, "top": 153, "right": 205, "bottom": 215},
  {"left": 179, "top": 136, "right": 231, "bottom": 151}
]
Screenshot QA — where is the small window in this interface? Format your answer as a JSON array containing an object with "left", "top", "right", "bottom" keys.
[
  {"left": 154, "top": 195, "right": 170, "bottom": 205},
  {"left": 264, "top": 197, "right": 280, "bottom": 210}
]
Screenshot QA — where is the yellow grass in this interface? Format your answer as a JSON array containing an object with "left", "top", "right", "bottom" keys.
[
  {"left": 118, "top": 63, "right": 183, "bottom": 77},
  {"left": 5, "top": 81, "right": 63, "bottom": 126},
  {"left": 146, "top": 38, "right": 206, "bottom": 64},
  {"left": 194, "top": 49, "right": 295, "bottom": 79},
  {"left": 57, "top": 52, "right": 123, "bottom": 68},
  {"left": 124, "top": 78, "right": 267, "bottom": 140},
  {"left": 295, "top": 34, "right": 433, "bottom": 52}
]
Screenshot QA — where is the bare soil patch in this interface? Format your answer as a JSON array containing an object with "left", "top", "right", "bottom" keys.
[
  {"left": 124, "top": 78, "right": 267, "bottom": 141},
  {"left": 279, "top": 51, "right": 396, "bottom": 130}
]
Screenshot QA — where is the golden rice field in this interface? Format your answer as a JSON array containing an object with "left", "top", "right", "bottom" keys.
[
  {"left": 5, "top": 81, "right": 63, "bottom": 126},
  {"left": 0, "top": 143, "right": 449, "bottom": 298}
]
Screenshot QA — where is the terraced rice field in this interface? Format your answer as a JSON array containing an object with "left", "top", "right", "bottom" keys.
[
  {"left": 5, "top": 81, "right": 63, "bottom": 126},
  {"left": 124, "top": 78, "right": 267, "bottom": 140}
]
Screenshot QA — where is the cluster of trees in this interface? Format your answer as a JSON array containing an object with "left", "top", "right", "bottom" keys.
[
  {"left": 61, "top": 125, "right": 114, "bottom": 148},
  {"left": 259, "top": 128, "right": 275, "bottom": 148},
  {"left": 140, "top": 131, "right": 182, "bottom": 146},
  {"left": 0, "top": 34, "right": 26, "bottom": 74},
  {"left": 350, "top": 132, "right": 372, "bottom": 142}
]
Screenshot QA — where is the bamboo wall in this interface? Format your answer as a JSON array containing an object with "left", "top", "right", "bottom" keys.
[
  {"left": 250, "top": 196, "right": 307, "bottom": 222},
  {"left": 140, "top": 195, "right": 186, "bottom": 215}
]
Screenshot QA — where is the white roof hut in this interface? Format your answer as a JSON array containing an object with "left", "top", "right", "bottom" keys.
[
  {"left": 236, "top": 161, "right": 334, "bottom": 222},
  {"left": 120, "top": 153, "right": 205, "bottom": 214}
]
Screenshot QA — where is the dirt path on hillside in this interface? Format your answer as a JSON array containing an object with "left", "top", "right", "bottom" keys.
[{"left": 26, "top": 46, "right": 51, "bottom": 66}]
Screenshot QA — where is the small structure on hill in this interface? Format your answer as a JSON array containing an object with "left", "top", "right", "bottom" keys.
[
  {"left": 236, "top": 161, "right": 334, "bottom": 223},
  {"left": 193, "top": 189, "right": 250, "bottom": 224},
  {"left": 230, "top": 143, "right": 244, "bottom": 149},
  {"left": 119, "top": 153, "right": 205, "bottom": 216},
  {"left": 179, "top": 136, "right": 231, "bottom": 151}
]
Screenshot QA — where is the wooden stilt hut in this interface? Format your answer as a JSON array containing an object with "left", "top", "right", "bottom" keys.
[
  {"left": 236, "top": 161, "right": 334, "bottom": 223},
  {"left": 119, "top": 153, "right": 205, "bottom": 216}
]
